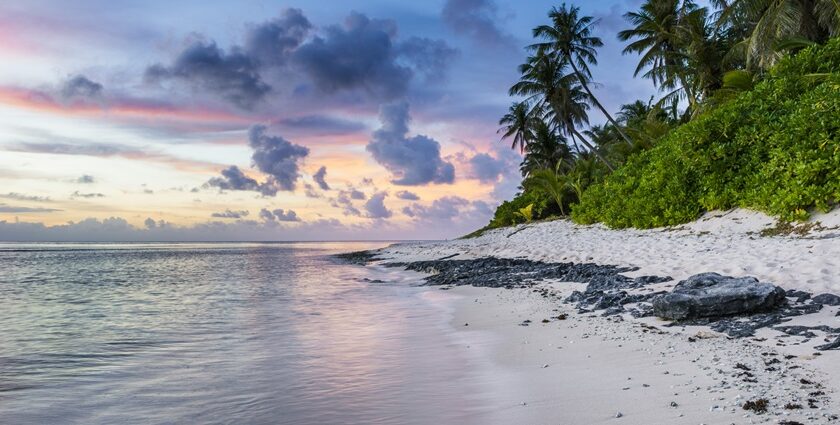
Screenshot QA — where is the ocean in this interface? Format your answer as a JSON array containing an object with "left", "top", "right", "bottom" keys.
[{"left": 0, "top": 242, "right": 490, "bottom": 424}]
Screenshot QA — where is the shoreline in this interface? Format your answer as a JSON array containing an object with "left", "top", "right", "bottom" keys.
[{"left": 351, "top": 209, "right": 840, "bottom": 423}]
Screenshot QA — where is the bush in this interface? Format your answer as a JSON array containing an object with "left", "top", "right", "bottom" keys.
[{"left": 572, "top": 39, "right": 840, "bottom": 228}]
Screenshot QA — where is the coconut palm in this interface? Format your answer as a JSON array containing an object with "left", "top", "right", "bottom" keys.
[
  {"left": 619, "top": 0, "right": 702, "bottom": 107},
  {"left": 714, "top": 0, "right": 840, "bottom": 69},
  {"left": 531, "top": 3, "right": 634, "bottom": 147},
  {"left": 519, "top": 120, "right": 574, "bottom": 176},
  {"left": 498, "top": 101, "right": 536, "bottom": 153}
]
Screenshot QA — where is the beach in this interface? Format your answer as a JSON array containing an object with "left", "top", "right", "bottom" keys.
[{"left": 364, "top": 209, "right": 840, "bottom": 424}]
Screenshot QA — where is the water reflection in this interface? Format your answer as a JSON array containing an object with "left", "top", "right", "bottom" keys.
[{"left": 0, "top": 242, "right": 487, "bottom": 424}]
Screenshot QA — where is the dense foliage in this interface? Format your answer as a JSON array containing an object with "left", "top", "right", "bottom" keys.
[
  {"left": 572, "top": 40, "right": 840, "bottom": 227},
  {"left": 481, "top": 0, "right": 840, "bottom": 232}
]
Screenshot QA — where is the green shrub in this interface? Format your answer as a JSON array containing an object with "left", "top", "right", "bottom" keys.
[
  {"left": 488, "top": 189, "right": 554, "bottom": 228},
  {"left": 572, "top": 39, "right": 840, "bottom": 228}
]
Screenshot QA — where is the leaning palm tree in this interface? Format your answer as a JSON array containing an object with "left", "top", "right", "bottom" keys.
[
  {"left": 531, "top": 3, "right": 634, "bottom": 147},
  {"left": 546, "top": 59, "right": 617, "bottom": 171},
  {"left": 498, "top": 101, "right": 536, "bottom": 153}
]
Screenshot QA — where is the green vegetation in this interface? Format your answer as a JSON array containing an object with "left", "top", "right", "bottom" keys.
[
  {"left": 483, "top": 0, "right": 840, "bottom": 231},
  {"left": 573, "top": 40, "right": 840, "bottom": 227}
]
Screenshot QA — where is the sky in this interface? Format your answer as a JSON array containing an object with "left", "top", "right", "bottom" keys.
[{"left": 0, "top": 0, "right": 655, "bottom": 241}]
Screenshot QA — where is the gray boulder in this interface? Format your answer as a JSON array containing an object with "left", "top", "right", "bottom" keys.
[
  {"left": 652, "top": 273, "right": 786, "bottom": 320},
  {"left": 812, "top": 293, "right": 840, "bottom": 306}
]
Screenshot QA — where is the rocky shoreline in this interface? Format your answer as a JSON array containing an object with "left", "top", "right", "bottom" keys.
[{"left": 337, "top": 250, "right": 840, "bottom": 347}]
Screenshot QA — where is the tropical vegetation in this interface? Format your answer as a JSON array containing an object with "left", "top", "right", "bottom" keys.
[{"left": 484, "top": 0, "right": 840, "bottom": 230}]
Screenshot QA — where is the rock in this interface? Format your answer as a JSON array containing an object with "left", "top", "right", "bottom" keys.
[
  {"left": 816, "top": 335, "right": 840, "bottom": 351},
  {"left": 652, "top": 273, "right": 786, "bottom": 321},
  {"left": 812, "top": 293, "right": 840, "bottom": 306}
]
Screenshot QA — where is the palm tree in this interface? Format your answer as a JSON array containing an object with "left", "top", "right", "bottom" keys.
[
  {"left": 498, "top": 101, "right": 535, "bottom": 153},
  {"left": 510, "top": 51, "right": 615, "bottom": 170},
  {"left": 714, "top": 0, "right": 840, "bottom": 70},
  {"left": 529, "top": 165, "right": 572, "bottom": 215},
  {"left": 619, "top": 0, "right": 702, "bottom": 108},
  {"left": 519, "top": 120, "right": 574, "bottom": 176},
  {"left": 531, "top": 3, "right": 634, "bottom": 147}
]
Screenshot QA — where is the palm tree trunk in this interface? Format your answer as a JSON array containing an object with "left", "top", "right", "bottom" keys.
[
  {"left": 572, "top": 130, "right": 615, "bottom": 171},
  {"left": 569, "top": 61, "right": 634, "bottom": 147}
]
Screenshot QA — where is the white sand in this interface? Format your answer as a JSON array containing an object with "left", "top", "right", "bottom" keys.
[{"left": 376, "top": 209, "right": 840, "bottom": 424}]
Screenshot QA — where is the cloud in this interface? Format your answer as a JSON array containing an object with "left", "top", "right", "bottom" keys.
[
  {"left": 5, "top": 141, "right": 218, "bottom": 172},
  {"left": 145, "top": 40, "right": 271, "bottom": 109},
  {"left": 330, "top": 188, "right": 366, "bottom": 216},
  {"left": 211, "top": 209, "right": 250, "bottom": 219},
  {"left": 206, "top": 125, "right": 309, "bottom": 196},
  {"left": 469, "top": 152, "right": 508, "bottom": 183},
  {"left": 0, "top": 216, "right": 361, "bottom": 242},
  {"left": 441, "top": 0, "right": 513, "bottom": 47},
  {"left": 293, "top": 12, "right": 410, "bottom": 99},
  {"left": 206, "top": 165, "right": 274, "bottom": 195},
  {"left": 248, "top": 124, "right": 309, "bottom": 191},
  {"left": 396, "top": 37, "right": 459, "bottom": 81},
  {"left": 0, "top": 204, "right": 61, "bottom": 213},
  {"left": 77, "top": 174, "right": 95, "bottom": 183},
  {"left": 366, "top": 102, "right": 455, "bottom": 185},
  {"left": 60, "top": 75, "right": 103, "bottom": 99},
  {"left": 364, "top": 191, "right": 392, "bottom": 219},
  {"left": 402, "top": 196, "right": 469, "bottom": 220},
  {"left": 312, "top": 165, "right": 330, "bottom": 190},
  {"left": 0, "top": 193, "right": 51, "bottom": 202},
  {"left": 71, "top": 191, "right": 105, "bottom": 198},
  {"left": 278, "top": 115, "right": 367, "bottom": 135},
  {"left": 395, "top": 190, "right": 420, "bottom": 200},
  {"left": 260, "top": 208, "right": 301, "bottom": 222},
  {"left": 244, "top": 8, "right": 312, "bottom": 67}
]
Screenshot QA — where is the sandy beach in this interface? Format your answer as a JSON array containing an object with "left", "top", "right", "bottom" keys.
[{"left": 369, "top": 209, "right": 840, "bottom": 424}]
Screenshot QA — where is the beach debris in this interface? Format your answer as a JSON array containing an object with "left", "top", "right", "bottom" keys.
[
  {"left": 669, "top": 401, "right": 678, "bottom": 408},
  {"left": 742, "top": 398, "right": 769, "bottom": 414},
  {"left": 652, "top": 273, "right": 786, "bottom": 320},
  {"left": 614, "top": 412, "right": 623, "bottom": 418}
]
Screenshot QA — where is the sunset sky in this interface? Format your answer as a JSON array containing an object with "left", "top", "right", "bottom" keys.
[{"left": 0, "top": 0, "right": 655, "bottom": 241}]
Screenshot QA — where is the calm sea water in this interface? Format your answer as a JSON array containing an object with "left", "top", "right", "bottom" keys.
[{"left": 0, "top": 242, "right": 489, "bottom": 424}]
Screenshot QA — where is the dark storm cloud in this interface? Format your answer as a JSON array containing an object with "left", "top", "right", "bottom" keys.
[
  {"left": 145, "top": 41, "right": 271, "bottom": 109},
  {"left": 441, "top": 0, "right": 513, "bottom": 47},
  {"left": 248, "top": 125, "right": 309, "bottom": 191},
  {"left": 244, "top": 8, "right": 312, "bottom": 66},
  {"left": 260, "top": 208, "right": 301, "bottom": 222},
  {"left": 312, "top": 166, "right": 330, "bottom": 190},
  {"left": 60, "top": 75, "right": 103, "bottom": 99},
  {"left": 0, "top": 204, "right": 61, "bottom": 213},
  {"left": 364, "top": 192, "right": 392, "bottom": 219},
  {"left": 395, "top": 190, "right": 420, "bottom": 201},
  {"left": 402, "top": 196, "right": 469, "bottom": 220},
  {"left": 211, "top": 209, "right": 250, "bottom": 219},
  {"left": 366, "top": 102, "right": 455, "bottom": 186}
]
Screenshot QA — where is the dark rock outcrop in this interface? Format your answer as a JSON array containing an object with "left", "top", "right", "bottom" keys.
[{"left": 652, "top": 273, "right": 786, "bottom": 320}]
